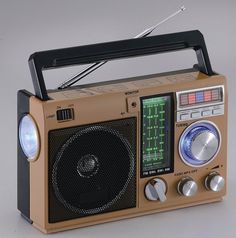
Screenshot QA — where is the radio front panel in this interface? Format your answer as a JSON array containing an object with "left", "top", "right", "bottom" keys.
[{"left": 18, "top": 71, "right": 227, "bottom": 233}]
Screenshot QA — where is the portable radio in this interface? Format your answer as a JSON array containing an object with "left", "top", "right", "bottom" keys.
[{"left": 17, "top": 30, "right": 227, "bottom": 233}]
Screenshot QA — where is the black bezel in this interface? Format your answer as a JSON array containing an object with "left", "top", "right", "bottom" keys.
[{"left": 140, "top": 93, "right": 174, "bottom": 178}]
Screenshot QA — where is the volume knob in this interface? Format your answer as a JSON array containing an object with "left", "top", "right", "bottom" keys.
[
  {"left": 177, "top": 177, "right": 198, "bottom": 197},
  {"left": 205, "top": 172, "right": 225, "bottom": 192},
  {"left": 145, "top": 178, "right": 167, "bottom": 202},
  {"left": 179, "top": 122, "right": 221, "bottom": 167}
]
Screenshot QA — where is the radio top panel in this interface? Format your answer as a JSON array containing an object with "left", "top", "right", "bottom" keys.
[{"left": 46, "top": 70, "right": 218, "bottom": 100}]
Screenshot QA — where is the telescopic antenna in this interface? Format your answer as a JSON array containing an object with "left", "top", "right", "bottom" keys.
[{"left": 58, "top": 6, "right": 186, "bottom": 89}]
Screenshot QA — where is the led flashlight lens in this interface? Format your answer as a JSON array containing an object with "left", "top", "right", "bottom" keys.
[{"left": 19, "top": 115, "right": 39, "bottom": 161}]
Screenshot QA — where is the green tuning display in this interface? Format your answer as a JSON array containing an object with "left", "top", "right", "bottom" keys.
[{"left": 141, "top": 95, "right": 172, "bottom": 177}]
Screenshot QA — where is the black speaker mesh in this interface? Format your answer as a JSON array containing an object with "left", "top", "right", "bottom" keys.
[{"left": 48, "top": 118, "right": 136, "bottom": 223}]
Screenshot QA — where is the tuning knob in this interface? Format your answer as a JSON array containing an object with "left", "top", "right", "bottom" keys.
[
  {"left": 145, "top": 178, "right": 167, "bottom": 202},
  {"left": 177, "top": 177, "right": 198, "bottom": 197},
  {"left": 179, "top": 122, "right": 221, "bottom": 166},
  {"left": 205, "top": 172, "right": 225, "bottom": 192}
]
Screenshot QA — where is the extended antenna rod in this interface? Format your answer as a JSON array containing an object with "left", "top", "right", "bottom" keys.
[{"left": 58, "top": 6, "right": 186, "bottom": 89}]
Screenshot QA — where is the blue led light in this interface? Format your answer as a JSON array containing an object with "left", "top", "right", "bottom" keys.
[{"left": 195, "top": 91, "right": 204, "bottom": 103}]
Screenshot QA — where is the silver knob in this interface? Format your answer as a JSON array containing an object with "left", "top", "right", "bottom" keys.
[
  {"left": 145, "top": 178, "right": 167, "bottom": 202},
  {"left": 190, "top": 130, "right": 219, "bottom": 162},
  {"left": 179, "top": 122, "right": 221, "bottom": 167},
  {"left": 177, "top": 177, "right": 198, "bottom": 197},
  {"left": 205, "top": 172, "right": 225, "bottom": 192}
]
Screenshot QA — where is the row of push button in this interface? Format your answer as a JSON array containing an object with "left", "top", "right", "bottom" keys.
[{"left": 178, "top": 105, "right": 224, "bottom": 121}]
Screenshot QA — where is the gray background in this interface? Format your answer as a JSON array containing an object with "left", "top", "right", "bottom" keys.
[{"left": 0, "top": 0, "right": 235, "bottom": 237}]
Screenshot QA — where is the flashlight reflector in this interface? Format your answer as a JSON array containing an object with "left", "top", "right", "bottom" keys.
[{"left": 19, "top": 115, "right": 39, "bottom": 161}]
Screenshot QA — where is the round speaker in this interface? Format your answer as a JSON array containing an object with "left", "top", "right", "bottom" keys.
[{"left": 52, "top": 125, "right": 135, "bottom": 215}]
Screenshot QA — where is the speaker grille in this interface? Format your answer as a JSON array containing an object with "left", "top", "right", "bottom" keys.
[{"left": 48, "top": 118, "right": 136, "bottom": 223}]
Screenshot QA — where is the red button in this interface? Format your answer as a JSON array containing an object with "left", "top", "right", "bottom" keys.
[
  {"left": 188, "top": 93, "right": 196, "bottom": 104},
  {"left": 204, "top": 91, "right": 212, "bottom": 101}
]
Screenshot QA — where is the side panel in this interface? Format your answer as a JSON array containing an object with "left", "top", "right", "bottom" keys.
[{"left": 17, "top": 90, "right": 33, "bottom": 222}]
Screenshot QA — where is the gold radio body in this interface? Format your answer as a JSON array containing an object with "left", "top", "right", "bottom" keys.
[{"left": 17, "top": 31, "right": 228, "bottom": 233}]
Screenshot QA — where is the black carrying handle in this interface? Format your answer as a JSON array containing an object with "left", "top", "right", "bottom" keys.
[{"left": 29, "top": 30, "right": 214, "bottom": 101}]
